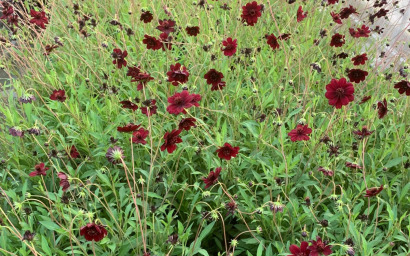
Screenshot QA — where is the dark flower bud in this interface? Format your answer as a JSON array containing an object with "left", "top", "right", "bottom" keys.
[
  {"left": 320, "top": 219, "right": 329, "bottom": 227},
  {"left": 22, "top": 231, "right": 35, "bottom": 241},
  {"left": 305, "top": 197, "right": 311, "bottom": 206},
  {"left": 301, "top": 231, "right": 307, "bottom": 237}
]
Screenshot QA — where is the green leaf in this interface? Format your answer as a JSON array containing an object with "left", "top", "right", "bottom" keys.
[
  {"left": 40, "top": 221, "right": 60, "bottom": 231},
  {"left": 41, "top": 236, "right": 52, "bottom": 255},
  {"left": 257, "top": 240, "right": 264, "bottom": 256}
]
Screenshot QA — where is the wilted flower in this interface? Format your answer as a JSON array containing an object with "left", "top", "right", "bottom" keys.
[
  {"left": 106, "top": 146, "right": 124, "bottom": 164},
  {"left": 9, "top": 127, "right": 24, "bottom": 137}
]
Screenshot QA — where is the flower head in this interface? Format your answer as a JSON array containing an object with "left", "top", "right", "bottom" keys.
[
  {"left": 178, "top": 118, "right": 197, "bottom": 131},
  {"left": 160, "top": 129, "right": 183, "bottom": 153},
  {"left": 9, "top": 127, "right": 24, "bottom": 137},
  {"left": 308, "top": 236, "right": 332, "bottom": 256},
  {"left": 351, "top": 53, "right": 368, "bottom": 66},
  {"left": 29, "top": 163, "right": 49, "bottom": 177},
  {"left": 70, "top": 145, "right": 80, "bottom": 158},
  {"left": 111, "top": 49, "right": 128, "bottom": 69},
  {"left": 166, "top": 90, "right": 201, "bottom": 115},
  {"left": 140, "top": 11, "right": 153, "bottom": 23},
  {"left": 364, "top": 185, "right": 384, "bottom": 197},
  {"left": 142, "top": 35, "right": 162, "bottom": 50},
  {"left": 204, "top": 69, "right": 224, "bottom": 87},
  {"left": 241, "top": 1, "right": 262, "bottom": 26},
  {"left": 330, "top": 33, "right": 345, "bottom": 47},
  {"left": 225, "top": 200, "right": 237, "bottom": 216},
  {"left": 29, "top": 9, "right": 48, "bottom": 29},
  {"left": 167, "top": 63, "right": 189, "bottom": 86},
  {"left": 202, "top": 167, "right": 222, "bottom": 189},
  {"left": 339, "top": 5, "right": 357, "bottom": 19},
  {"left": 297, "top": 6, "right": 308, "bottom": 22},
  {"left": 288, "top": 124, "right": 312, "bottom": 142},
  {"left": 377, "top": 98, "right": 388, "bottom": 119},
  {"left": 156, "top": 19, "right": 176, "bottom": 34},
  {"left": 353, "top": 126, "right": 374, "bottom": 139},
  {"left": 117, "top": 123, "right": 140, "bottom": 133},
  {"left": 80, "top": 223, "right": 107, "bottom": 242},
  {"left": 120, "top": 100, "right": 139, "bottom": 111},
  {"left": 50, "top": 89, "right": 66, "bottom": 102},
  {"left": 325, "top": 78, "right": 354, "bottom": 109},
  {"left": 288, "top": 241, "right": 310, "bottom": 256},
  {"left": 19, "top": 94, "right": 36, "bottom": 104},
  {"left": 106, "top": 146, "right": 124, "bottom": 164},
  {"left": 221, "top": 37, "right": 237, "bottom": 56},
  {"left": 216, "top": 143, "right": 239, "bottom": 160},
  {"left": 186, "top": 26, "right": 200, "bottom": 36},
  {"left": 318, "top": 167, "right": 334, "bottom": 176},
  {"left": 394, "top": 80, "right": 410, "bottom": 96},
  {"left": 57, "top": 172, "right": 70, "bottom": 191},
  {"left": 141, "top": 99, "right": 157, "bottom": 116},
  {"left": 132, "top": 128, "right": 149, "bottom": 145},
  {"left": 266, "top": 33, "right": 279, "bottom": 50},
  {"left": 330, "top": 12, "right": 342, "bottom": 24}
]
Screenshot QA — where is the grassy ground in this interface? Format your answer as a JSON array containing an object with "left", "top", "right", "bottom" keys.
[{"left": 0, "top": 0, "right": 409, "bottom": 255}]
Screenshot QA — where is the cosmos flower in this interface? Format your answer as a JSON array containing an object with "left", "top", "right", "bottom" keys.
[
  {"left": 297, "top": 6, "right": 308, "bottom": 22},
  {"left": 221, "top": 37, "right": 237, "bottom": 56},
  {"left": 202, "top": 167, "right": 222, "bottom": 189},
  {"left": 111, "top": 49, "right": 127, "bottom": 69},
  {"left": 50, "top": 89, "right": 66, "bottom": 102},
  {"left": 377, "top": 98, "right": 388, "bottom": 119},
  {"left": 216, "top": 143, "right": 240, "bottom": 160},
  {"left": 57, "top": 172, "right": 70, "bottom": 191},
  {"left": 186, "top": 26, "right": 200, "bottom": 36},
  {"left": 167, "top": 63, "right": 190, "bottom": 86},
  {"left": 330, "top": 33, "right": 345, "bottom": 47},
  {"left": 241, "top": 1, "right": 262, "bottom": 26},
  {"left": 288, "top": 241, "right": 310, "bottom": 256},
  {"left": 266, "top": 33, "right": 279, "bottom": 50},
  {"left": 80, "top": 223, "right": 108, "bottom": 242},
  {"left": 204, "top": 69, "right": 224, "bottom": 87},
  {"left": 166, "top": 90, "right": 201, "bottom": 115},
  {"left": 160, "top": 129, "right": 183, "bottom": 153},
  {"left": 308, "top": 236, "right": 332, "bottom": 256},
  {"left": 29, "top": 9, "right": 48, "bottom": 29},
  {"left": 140, "top": 11, "right": 153, "bottom": 23},
  {"left": 325, "top": 78, "right": 354, "bottom": 109},
  {"left": 178, "top": 118, "right": 197, "bottom": 131},
  {"left": 288, "top": 124, "right": 312, "bottom": 142},
  {"left": 29, "top": 163, "right": 49, "bottom": 177},
  {"left": 364, "top": 185, "right": 384, "bottom": 197},
  {"left": 394, "top": 80, "right": 410, "bottom": 95},
  {"left": 351, "top": 53, "right": 368, "bottom": 65},
  {"left": 132, "top": 128, "right": 149, "bottom": 145}
]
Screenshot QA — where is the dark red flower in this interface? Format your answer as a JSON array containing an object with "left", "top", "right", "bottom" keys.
[
  {"left": 160, "top": 32, "right": 173, "bottom": 51},
  {"left": 353, "top": 126, "right": 374, "bottom": 139},
  {"left": 156, "top": 19, "right": 176, "bottom": 34},
  {"left": 166, "top": 90, "right": 201, "bottom": 115},
  {"left": 221, "top": 37, "right": 237, "bottom": 56},
  {"left": 266, "top": 34, "right": 279, "bottom": 50},
  {"left": 394, "top": 80, "right": 410, "bottom": 95},
  {"left": 50, "top": 89, "right": 66, "bottom": 102},
  {"left": 80, "top": 223, "right": 108, "bottom": 242},
  {"left": 288, "top": 124, "right": 312, "bottom": 142},
  {"left": 288, "top": 241, "right": 311, "bottom": 256},
  {"left": 57, "top": 172, "right": 70, "bottom": 191},
  {"left": 160, "top": 129, "right": 183, "bottom": 153},
  {"left": 132, "top": 72, "right": 154, "bottom": 90},
  {"left": 339, "top": 5, "right": 358, "bottom": 19},
  {"left": 142, "top": 35, "right": 162, "bottom": 50},
  {"left": 278, "top": 33, "right": 291, "bottom": 40},
  {"left": 211, "top": 81, "right": 226, "bottom": 91},
  {"left": 203, "top": 167, "right": 222, "bottom": 189},
  {"left": 364, "top": 185, "right": 384, "bottom": 197},
  {"left": 120, "top": 100, "right": 139, "bottom": 111},
  {"left": 179, "top": 118, "right": 197, "bottom": 131},
  {"left": 126, "top": 66, "right": 141, "bottom": 78},
  {"left": 29, "top": 163, "right": 49, "bottom": 177},
  {"left": 29, "top": 9, "right": 48, "bottom": 29},
  {"left": 225, "top": 200, "right": 237, "bottom": 216},
  {"left": 346, "top": 162, "right": 362, "bottom": 169},
  {"left": 327, "top": 0, "right": 339, "bottom": 5},
  {"left": 186, "top": 26, "right": 200, "bottom": 36},
  {"left": 330, "top": 12, "right": 342, "bottom": 24},
  {"left": 70, "top": 145, "right": 80, "bottom": 158},
  {"left": 0, "top": 5, "right": 14, "bottom": 21},
  {"left": 204, "top": 69, "right": 224, "bottom": 87},
  {"left": 9, "top": 127, "right": 24, "bottom": 137},
  {"left": 330, "top": 33, "right": 345, "bottom": 47},
  {"left": 141, "top": 99, "right": 157, "bottom": 116},
  {"left": 132, "top": 128, "right": 149, "bottom": 145},
  {"left": 111, "top": 49, "right": 128, "bottom": 69},
  {"left": 359, "top": 95, "right": 372, "bottom": 104},
  {"left": 140, "top": 11, "right": 153, "bottom": 23},
  {"left": 7, "top": 14, "right": 18, "bottom": 27},
  {"left": 347, "top": 69, "right": 368, "bottom": 83},
  {"left": 377, "top": 98, "right": 388, "bottom": 119},
  {"left": 297, "top": 6, "right": 308, "bottom": 22},
  {"left": 318, "top": 167, "right": 334, "bottom": 177},
  {"left": 241, "top": 1, "right": 262, "bottom": 26},
  {"left": 216, "top": 143, "right": 239, "bottom": 160},
  {"left": 351, "top": 53, "right": 368, "bottom": 65},
  {"left": 374, "top": 8, "right": 388, "bottom": 18},
  {"left": 117, "top": 123, "right": 140, "bottom": 133},
  {"left": 167, "top": 63, "right": 190, "bottom": 86},
  {"left": 325, "top": 78, "right": 355, "bottom": 109},
  {"left": 43, "top": 44, "right": 59, "bottom": 56},
  {"left": 308, "top": 236, "right": 332, "bottom": 256},
  {"left": 349, "top": 25, "right": 371, "bottom": 38}
]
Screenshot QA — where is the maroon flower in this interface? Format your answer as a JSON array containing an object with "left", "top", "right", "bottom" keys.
[
  {"left": 225, "top": 200, "right": 238, "bottom": 216},
  {"left": 318, "top": 167, "right": 334, "bottom": 177},
  {"left": 297, "top": 6, "right": 308, "bottom": 22},
  {"left": 57, "top": 172, "right": 70, "bottom": 191},
  {"left": 120, "top": 100, "right": 139, "bottom": 111},
  {"left": 330, "top": 33, "right": 345, "bottom": 47},
  {"left": 216, "top": 143, "right": 240, "bottom": 160},
  {"left": 141, "top": 99, "right": 157, "bottom": 116},
  {"left": 132, "top": 72, "right": 154, "bottom": 90},
  {"left": 29, "top": 9, "right": 48, "bottom": 29},
  {"left": 50, "top": 89, "right": 66, "bottom": 102},
  {"left": 288, "top": 124, "right": 312, "bottom": 142},
  {"left": 330, "top": 12, "right": 342, "bottom": 24},
  {"left": 106, "top": 146, "right": 124, "bottom": 164},
  {"left": 70, "top": 145, "right": 80, "bottom": 158},
  {"left": 160, "top": 129, "right": 183, "bottom": 153},
  {"left": 0, "top": 5, "right": 14, "bottom": 21},
  {"left": 353, "top": 126, "right": 374, "bottom": 139},
  {"left": 266, "top": 34, "right": 279, "bottom": 50},
  {"left": 211, "top": 81, "right": 226, "bottom": 91},
  {"left": 339, "top": 5, "right": 358, "bottom": 19},
  {"left": 203, "top": 167, "right": 222, "bottom": 189},
  {"left": 29, "top": 163, "right": 49, "bottom": 177},
  {"left": 111, "top": 49, "right": 127, "bottom": 69},
  {"left": 349, "top": 25, "right": 371, "bottom": 38},
  {"left": 179, "top": 118, "right": 197, "bottom": 131},
  {"left": 142, "top": 35, "right": 162, "bottom": 50},
  {"left": 160, "top": 32, "right": 173, "bottom": 51},
  {"left": 377, "top": 98, "right": 388, "bottom": 119},
  {"left": 327, "top": 0, "right": 339, "bottom": 4},
  {"left": 346, "top": 162, "right": 362, "bottom": 169},
  {"left": 117, "top": 123, "right": 140, "bottom": 133},
  {"left": 80, "top": 223, "right": 108, "bottom": 242},
  {"left": 359, "top": 95, "right": 372, "bottom": 104},
  {"left": 351, "top": 53, "right": 368, "bottom": 65},
  {"left": 325, "top": 78, "right": 355, "bottom": 109},
  {"left": 167, "top": 63, "right": 190, "bottom": 86},
  {"left": 394, "top": 80, "right": 410, "bottom": 95},
  {"left": 166, "top": 90, "right": 201, "bottom": 115},
  {"left": 186, "top": 26, "right": 200, "bottom": 36},
  {"left": 347, "top": 69, "right": 368, "bottom": 83},
  {"left": 9, "top": 127, "right": 24, "bottom": 137},
  {"left": 308, "top": 236, "right": 332, "bottom": 256},
  {"left": 127, "top": 66, "right": 141, "bottom": 78},
  {"left": 241, "top": 1, "right": 262, "bottom": 26},
  {"left": 288, "top": 241, "right": 311, "bottom": 256},
  {"left": 364, "top": 185, "right": 384, "bottom": 197},
  {"left": 221, "top": 37, "right": 237, "bottom": 56},
  {"left": 278, "top": 33, "right": 291, "bottom": 40},
  {"left": 140, "top": 11, "right": 153, "bottom": 23},
  {"left": 157, "top": 19, "right": 176, "bottom": 34},
  {"left": 204, "top": 69, "right": 224, "bottom": 87},
  {"left": 132, "top": 128, "right": 149, "bottom": 145}
]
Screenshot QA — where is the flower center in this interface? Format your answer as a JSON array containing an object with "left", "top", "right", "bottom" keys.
[
  {"left": 173, "top": 96, "right": 183, "bottom": 105},
  {"left": 249, "top": 9, "right": 256, "bottom": 16},
  {"left": 335, "top": 88, "right": 345, "bottom": 98}
]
